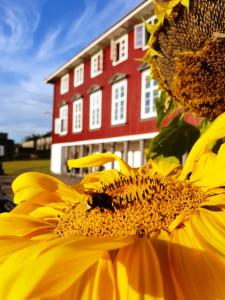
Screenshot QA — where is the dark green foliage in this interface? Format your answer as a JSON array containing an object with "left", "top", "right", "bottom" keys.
[{"left": 146, "top": 114, "right": 200, "bottom": 162}]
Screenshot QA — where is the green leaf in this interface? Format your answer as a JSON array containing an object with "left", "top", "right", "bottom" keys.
[{"left": 147, "top": 114, "right": 200, "bottom": 161}]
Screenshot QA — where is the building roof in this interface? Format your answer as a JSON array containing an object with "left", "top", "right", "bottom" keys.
[{"left": 45, "top": 0, "right": 153, "bottom": 84}]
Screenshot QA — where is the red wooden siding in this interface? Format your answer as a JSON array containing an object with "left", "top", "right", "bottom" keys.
[{"left": 52, "top": 30, "right": 157, "bottom": 144}]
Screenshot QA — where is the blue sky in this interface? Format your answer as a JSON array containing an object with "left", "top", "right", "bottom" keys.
[{"left": 0, "top": 0, "right": 141, "bottom": 143}]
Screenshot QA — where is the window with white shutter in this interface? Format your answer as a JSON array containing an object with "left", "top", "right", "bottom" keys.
[
  {"left": 141, "top": 69, "right": 160, "bottom": 119},
  {"left": 134, "top": 24, "right": 145, "bottom": 49},
  {"left": 111, "top": 79, "right": 127, "bottom": 125},
  {"left": 59, "top": 105, "right": 68, "bottom": 135},
  {"left": 60, "top": 74, "right": 69, "bottom": 94},
  {"left": 73, "top": 99, "right": 83, "bottom": 133},
  {"left": 89, "top": 90, "right": 102, "bottom": 129},
  {"left": 111, "top": 34, "right": 128, "bottom": 66},
  {"left": 74, "top": 64, "right": 84, "bottom": 87},
  {"left": 91, "top": 50, "right": 103, "bottom": 78}
]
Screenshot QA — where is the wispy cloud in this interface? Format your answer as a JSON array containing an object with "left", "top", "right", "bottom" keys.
[{"left": 0, "top": 0, "right": 41, "bottom": 54}]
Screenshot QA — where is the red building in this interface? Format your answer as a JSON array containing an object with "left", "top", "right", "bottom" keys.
[{"left": 46, "top": 0, "right": 159, "bottom": 174}]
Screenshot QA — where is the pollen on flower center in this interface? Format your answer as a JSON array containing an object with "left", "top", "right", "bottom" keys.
[{"left": 56, "top": 173, "right": 207, "bottom": 238}]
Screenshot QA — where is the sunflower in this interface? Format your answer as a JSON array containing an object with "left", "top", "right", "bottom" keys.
[
  {"left": 0, "top": 115, "right": 225, "bottom": 299},
  {"left": 144, "top": 0, "right": 225, "bottom": 120}
]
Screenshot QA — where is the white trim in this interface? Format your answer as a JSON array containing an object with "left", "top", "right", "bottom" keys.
[
  {"left": 45, "top": 0, "right": 153, "bottom": 83},
  {"left": 89, "top": 90, "right": 102, "bottom": 129},
  {"left": 111, "top": 79, "right": 127, "bottom": 125},
  {"left": 74, "top": 64, "right": 84, "bottom": 87},
  {"left": 59, "top": 105, "right": 68, "bottom": 135},
  {"left": 52, "top": 132, "right": 158, "bottom": 147},
  {"left": 60, "top": 74, "right": 69, "bottom": 94},
  {"left": 73, "top": 98, "right": 83, "bottom": 133},
  {"left": 141, "top": 69, "right": 159, "bottom": 119},
  {"left": 91, "top": 50, "right": 103, "bottom": 78},
  {"left": 112, "top": 34, "right": 128, "bottom": 66}
]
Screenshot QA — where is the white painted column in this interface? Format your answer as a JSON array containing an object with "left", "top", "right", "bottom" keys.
[
  {"left": 123, "top": 141, "right": 128, "bottom": 163},
  {"left": 139, "top": 139, "right": 145, "bottom": 165}
]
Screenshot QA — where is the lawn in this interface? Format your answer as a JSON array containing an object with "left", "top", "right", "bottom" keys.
[{"left": 3, "top": 160, "right": 50, "bottom": 175}]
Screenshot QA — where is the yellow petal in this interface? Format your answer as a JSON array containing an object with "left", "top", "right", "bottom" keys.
[
  {"left": 202, "top": 194, "right": 225, "bottom": 207},
  {"left": 80, "top": 169, "right": 121, "bottom": 191},
  {"left": 0, "top": 236, "right": 37, "bottom": 264},
  {"left": 190, "top": 209, "right": 225, "bottom": 265},
  {"left": 189, "top": 151, "right": 216, "bottom": 183},
  {"left": 13, "top": 172, "right": 82, "bottom": 205},
  {"left": 68, "top": 153, "right": 133, "bottom": 176},
  {"left": 12, "top": 191, "right": 66, "bottom": 216},
  {"left": 53, "top": 251, "right": 116, "bottom": 300},
  {"left": 149, "top": 158, "right": 180, "bottom": 177},
  {"left": 0, "top": 213, "right": 55, "bottom": 237},
  {"left": 0, "top": 236, "right": 134, "bottom": 299},
  {"left": 170, "top": 223, "right": 225, "bottom": 299},
  {"left": 180, "top": 112, "right": 225, "bottom": 180},
  {"left": 114, "top": 238, "right": 164, "bottom": 299},
  {"left": 152, "top": 233, "right": 177, "bottom": 300}
]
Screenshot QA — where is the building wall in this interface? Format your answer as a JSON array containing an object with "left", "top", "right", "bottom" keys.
[{"left": 52, "top": 29, "right": 157, "bottom": 145}]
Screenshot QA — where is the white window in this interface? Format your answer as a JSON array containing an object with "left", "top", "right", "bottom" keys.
[
  {"left": 91, "top": 50, "right": 103, "bottom": 78},
  {"left": 111, "top": 79, "right": 127, "bottom": 125},
  {"left": 60, "top": 74, "right": 69, "bottom": 94},
  {"left": 59, "top": 105, "right": 68, "bottom": 135},
  {"left": 141, "top": 69, "right": 159, "bottom": 119},
  {"left": 134, "top": 15, "right": 157, "bottom": 50},
  {"left": 73, "top": 99, "right": 83, "bottom": 133},
  {"left": 54, "top": 118, "right": 61, "bottom": 134},
  {"left": 74, "top": 64, "right": 84, "bottom": 87},
  {"left": 111, "top": 34, "right": 128, "bottom": 66},
  {"left": 89, "top": 90, "right": 102, "bottom": 129}
]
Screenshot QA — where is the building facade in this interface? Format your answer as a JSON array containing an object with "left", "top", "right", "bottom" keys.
[{"left": 46, "top": 0, "right": 159, "bottom": 174}]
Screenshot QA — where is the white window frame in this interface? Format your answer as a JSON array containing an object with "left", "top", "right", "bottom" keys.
[
  {"left": 89, "top": 90, "right": 102, "bottom": 130},
  {"left": 54, "top": 118, "right": 61, "bottom": 134},
  {"left": 73, "top": 98, "right": 83, "bottom": 133},
  {"left": 134, "top": 23, "right": 145, "bottom": 49},
  {"left": 141, "top": 69, "right": 159, "bottom": 119},
  {"left": 91, "top": 50, "right": 103, "bottom": 78},
  {"left": 111, "top": 79, "right": 127, "bottom": 125},
  {"left": 111, "top": 34, "right": 128, "bottom": 66},
  {"left": 60, "top": 74, "right": 69, "bottom": 95},
  {"left": 74, "top": 64, "right": 84, "bottom": 87},
  {"left": 134, "top": 15, "right": 157, "bottom": 50},
  {"left": 59, "top": 105, "right": 68, "bottom": 135}
]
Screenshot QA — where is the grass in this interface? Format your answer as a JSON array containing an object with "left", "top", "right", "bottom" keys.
[{"left": 3, "top": 160, "right": 50, "bottom": 175}]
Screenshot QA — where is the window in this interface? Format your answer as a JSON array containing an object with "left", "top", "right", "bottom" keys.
[
  {"left": 91, "top": 50, "right": 103, "bottom": 78},
  {"left": 60, "top": 74, "right": 69, "bottom": 94},
  {"left": 59, "top": 105, "right": 68, "bottom": 134},
  {"left": 54, "top": 118, "right": 61, "bottom": 134},
  {"left": 73, "top": 99, "right": 83, "bottom": 133},
  {"left": 74, "top": 64, "right": 84, "bottom": 87},
  {"left": 141, "top": 69, "right": 159, "bottom": 119},
  {"left": 89, "top": 90, "right": 102, "bottom": 129},
  {"left": 111, "top": 34, "right": 128, "bottom": 66},
  {"left": 134, "top": 15, "right": 157, "bottom": 50},
  {"left": 111, "top": 79, "right": 127, "bottom": 125}
]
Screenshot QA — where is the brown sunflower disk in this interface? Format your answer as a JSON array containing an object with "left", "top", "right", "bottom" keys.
[{"left": 152, "top": 0, "right": 225, "bottom": 120}]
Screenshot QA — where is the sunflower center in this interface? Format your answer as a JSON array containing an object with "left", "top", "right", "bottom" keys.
[{"left": 56, "top": 173, "right": 206, "bottom": 238}]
